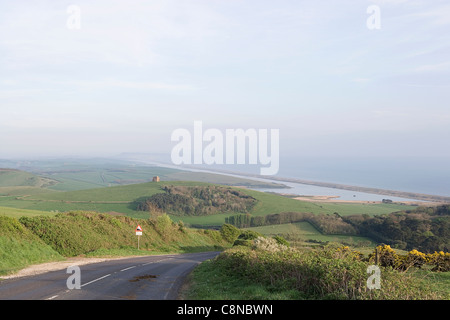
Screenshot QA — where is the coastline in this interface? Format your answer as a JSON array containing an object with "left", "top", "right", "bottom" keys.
[
  {"left": 171, "top": 165, "right": 450, "bottom": 204},
  {"left": 285, "top": 194, "right": 443, "bottom": 206}
]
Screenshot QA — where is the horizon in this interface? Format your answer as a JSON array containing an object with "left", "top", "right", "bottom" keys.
[{"left": 1, "top": 152, "right": 450, "bottom": 197}]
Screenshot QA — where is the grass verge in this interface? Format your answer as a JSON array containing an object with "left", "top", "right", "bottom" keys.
[{"left": 183, "top": 242, "right": 449, "bottom": 300}]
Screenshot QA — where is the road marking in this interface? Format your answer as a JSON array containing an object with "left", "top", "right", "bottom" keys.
[
  {"left": 81, "top": 274, "right": 111, "bottom": 287},
  {"left": 120, "top": 266, "right": 137, "bottom": 272},
  {"left": 141, "top": 258, "right": 172, "bottom": 266},
  {"left": 46, "top": 295, "right": 59, "bottom": 300}
]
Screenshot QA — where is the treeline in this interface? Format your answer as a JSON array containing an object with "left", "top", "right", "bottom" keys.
[
  {"left": 344, "top": 205, "right": 450, "bottom": 253},
  {"left": 225, "top": 211, "right": 357, "bottom": 235},
  {"left": 132, "top": 185, "right": 257, "bottom": 216},
  {"left": 225, "top": 205, "right": 450, "bottom": 253}
]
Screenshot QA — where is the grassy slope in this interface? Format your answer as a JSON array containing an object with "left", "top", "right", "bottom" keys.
[
  {"left": 0, "top": 211, "right": 230, "bottom": 277},
  {"left": 0, "top": 169, "right": 57, "bottom": 188},
  {"left": 0, "top": 215, "right": 64, "bottom": 275}
]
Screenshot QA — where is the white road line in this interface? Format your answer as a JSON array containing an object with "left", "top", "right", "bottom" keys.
[
  {"left": 81, "top": 274, "right": 111, "bottom": 287},
  {"left": 43, "top": 257, "right": 180, "bottom": 300},
  {"left": 141, "top": 258, "right": 172, "bottom": 266},
  {"left": 120, "top": 266, "right": 137, "bottom": 272}
]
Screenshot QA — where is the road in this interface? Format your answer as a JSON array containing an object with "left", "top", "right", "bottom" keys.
[{"left": 0, "top": 251, "right": 219, "bottom": 300}]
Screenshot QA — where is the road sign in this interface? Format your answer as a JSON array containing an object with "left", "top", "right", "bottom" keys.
[
  {"left": 135, "top": 225, "right": 143, "bottom": 250},
  {"left": 135, "top": 225, "right": 143, "bottom": 236}
]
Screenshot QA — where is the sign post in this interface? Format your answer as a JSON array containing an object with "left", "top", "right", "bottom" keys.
[{"left": 135, "top": 225, "right": 143, "bottom": 250}]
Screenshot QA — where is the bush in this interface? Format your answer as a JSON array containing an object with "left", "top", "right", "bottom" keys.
[
  {"left": 211, "top": 244, "right": 446, "bottom": 300},
  {"left": 155, "top": 214, "right": 173, "bottom": 234},
  {"left": 369, "top": 245, "right": 450, "bottom": 272},
  {"left": 233, "top": 239, "right": 253, "bottom": 247},
  {"left": 252, "top": 236, "right": 289, "bottom": 252},
  {"left": 273, "top": 235, "right": 290, "bottom": 247},
  {"left": 237, "top": 230, "right": 262, "bottom": 240},
  {"left": 220, "top": 224, "right": 240, "bottom": 243}
]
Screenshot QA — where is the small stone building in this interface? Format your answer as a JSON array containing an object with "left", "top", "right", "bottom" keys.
[{"left": 152, "top": 176, "right": 160, "bottom": 182}]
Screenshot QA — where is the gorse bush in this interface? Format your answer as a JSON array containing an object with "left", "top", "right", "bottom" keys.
[
  {"left": 219, "top": 223, "right": 240, "bottom": 243},
  {"left": 211, "top": 244, "right": 447, "bottom": 300},
  {"left": 369, "top": 245, "right": 450, "bottom": 272}
]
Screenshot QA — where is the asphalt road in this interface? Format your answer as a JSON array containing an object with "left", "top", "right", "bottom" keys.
[{"left": 0, "top": 251, "right": 219, "bottom": 300}]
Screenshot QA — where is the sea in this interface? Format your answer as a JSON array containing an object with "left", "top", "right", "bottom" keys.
[
  {"left": 275, "top": 156, "right": 450, "bottom": 198},
  {"left": 171, "top": 156, "right": 450, "bottom": 202}
]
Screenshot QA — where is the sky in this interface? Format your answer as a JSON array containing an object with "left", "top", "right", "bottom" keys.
[{"left": 1, "top": 0, "right": 449, "bottom": 162}]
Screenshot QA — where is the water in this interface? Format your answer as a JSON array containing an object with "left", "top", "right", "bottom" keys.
[
  {"left": 136, "top": 154, "right": 450, "bottom": 201},
  {"left": 171, "top": 156, "right": 450, "bottom": 201},
  {"left": 276, "top": 156, "right": 450, "bottom": 198},
  {"left": 251, "top": 182, "right": 425, "bottom": 202}
]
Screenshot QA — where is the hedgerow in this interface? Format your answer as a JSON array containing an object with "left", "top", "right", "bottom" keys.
[{"left": 211, "top": 243, "right": 447, "bottom": 299}]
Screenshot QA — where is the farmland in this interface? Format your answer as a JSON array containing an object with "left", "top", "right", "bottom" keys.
[
  {"left": 0, "top": 178, "right": 414, "bottom": 227},
  {"left": 1, "top": 162, "right": 448, "bottom": 300},
  {"left": 0, "top": 163, "right": 418, "bottom": 246}
]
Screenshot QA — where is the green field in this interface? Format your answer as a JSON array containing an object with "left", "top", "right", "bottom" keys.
[
  {"left": 0, "top": 169, "right": 58, "bottom": 188},
  {"left": 0, "top": 180, "right": 415, "bottom": 226},
  {"left": 246, "top": 221, "right": 376, "bottom": 249},
  {"left": 22, "top": 160, "right": 285, "bottom": 192},
  {"left": 0, "top": 165, "right": 418, "bottom": 251},
  {"left": 0, "top": 206, "right": 57, "bottom": 218}
]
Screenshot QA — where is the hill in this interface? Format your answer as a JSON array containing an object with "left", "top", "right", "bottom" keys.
[
  {"left": 132, "top": 185, "right": 257, "bottom": 216},
  {"left": 0, "top": 169, "right": 58, "bottom": 189}
]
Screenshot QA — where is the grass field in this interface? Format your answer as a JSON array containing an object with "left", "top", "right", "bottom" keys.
[
  {"left": 0, "top": 175, "right": 416, "bottom": 225},
  {"left": 0, "top": 206, "right": 58, "bottom": 218},
  {"left": 0, "top": 166, "right": 418, "bottom": 251},
  {"left": 0, "top": 181, "right": 415, "bottom": 227},
  {"left": 246, "top": 221, "right": 376, "bottom": 249},
  {"left": 27, "top": 162, "right": 285, "bottom": 192}
]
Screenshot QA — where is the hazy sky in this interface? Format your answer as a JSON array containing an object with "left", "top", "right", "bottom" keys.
[{"left": 1, "top": 0, "right": 449, "bottom": 160}]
